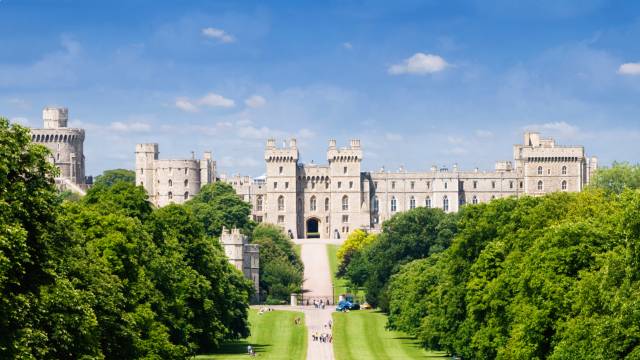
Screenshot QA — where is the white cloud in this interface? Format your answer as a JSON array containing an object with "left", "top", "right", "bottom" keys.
[
  {"left": 10, "top": 117, "right": 29, "bottom": 125},
  {"left": 109, "top": 121, "right": 151, "bottom": 132},
  {"left": 175, "top": 98, "right": 198, "bottom": 112},
  {"left": 201, "top": 27, "right": 235, "bottom": 43},
  {"left": 447, "top": 136, "right": 464, "bottom": 144},
  {"left": 237, "top": 125, "right": 274, "bottom": 139},
  {"left": 245, "top": 95, "right": 266, "bottom": 108},
  {"left": 388, "top": 53, "right": 449, "bottom": 75},
  {"left": 618, "top": 62, "right": 640, "bottom": 76},
  {"left": 343, "top": 42, "right": 353, "bottom": 50},
  {"left": 475, "top": 129, "right": 493, "bottom": 138},
  {"left": 524, "top": 121, "right": 580, "bottom": 137},
  {"left": 297, "top": 128, "right": 315, "bottom": 139},
  {"left": 198, "top": 93, "right": 235, "bottom": 108},
  {"left": 175, "top": 93, "right": 235, "bottom": 112}
]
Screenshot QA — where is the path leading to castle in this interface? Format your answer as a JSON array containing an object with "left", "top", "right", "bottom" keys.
[{"left": 298, "top": 239, "right": 338, "bottom": 360}]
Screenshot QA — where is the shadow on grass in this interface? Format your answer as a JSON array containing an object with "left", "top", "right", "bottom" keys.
[{"left": 208, "top": 341, "right": 271, "bottom": 356}]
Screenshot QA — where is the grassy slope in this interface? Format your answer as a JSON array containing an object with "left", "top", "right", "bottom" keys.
[
  {"left": 197, "top": 309, "right": 307, "bottom": 360},
  {"left": 333, "top": 310, "right": 447, "bottom": 360}
]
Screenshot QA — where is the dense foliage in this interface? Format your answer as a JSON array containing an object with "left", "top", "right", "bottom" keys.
[
  {"left": 0, "top": 119, "right": 252, "bottom": 359},
  {"left": 93, "top": 168, "right": 136, "bottom": 187},
  {"left": 386, "top": 190, "right": 640, "bottom": 359},
  {"left": 186, "top": 182, "right": 254, "bottom": 237},
  {"left": 342, "top": 207, "right": 458, "bottom": 311},
  {"left": 336, "top": 229, "right": 376, "bottom": 277},
  {"left": 589, "top": 161, "right": 640, "bottom": 194},
  {"left": 251, "top": 223, "right": 304, "bottom": 302}
]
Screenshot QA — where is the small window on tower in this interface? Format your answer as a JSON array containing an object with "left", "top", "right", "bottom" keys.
[
  {"left": 410, "top": 181, "right": 415, "bottom": 190},
  {"left": 392, "top": 181, "right": 396, "bottom": 190},
  {"left": 349, "top": 181, "right": 353, "bottom": 189},
  {"left": 343, "top": 166, "right": 347, "bottom": 174},
  {"left": 279, "top": 166, "right": 283, "bottom": 174},
  {"left": 285, "top": 182, "right": 289, "bottom": 189}
]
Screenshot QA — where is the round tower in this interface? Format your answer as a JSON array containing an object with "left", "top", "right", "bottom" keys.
[{"left": 135, "top": 143, "right": 158, "bottom": 197}]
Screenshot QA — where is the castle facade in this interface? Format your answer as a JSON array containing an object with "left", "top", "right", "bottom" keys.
[
  {"left": 135, "top": 144, "right": 216, "bottom": 207},
  {"left": 225, "top": 132, "right": 598, "bottom": 239},
  {"left": 30, "top": 107, "right": 89, "bottom": 193}
]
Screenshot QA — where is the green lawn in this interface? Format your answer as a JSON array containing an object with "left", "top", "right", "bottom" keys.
[
  {"left": 196, "top": 309, "right": 307, "bottom": 360},
  {"left": 332, "top": 310, "right": 448, "bottom": 360},
  {"left": 327, "top": 244, "right": 365, "bottom": 303}
]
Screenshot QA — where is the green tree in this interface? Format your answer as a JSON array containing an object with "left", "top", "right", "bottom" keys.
[
  {"left": 336, "top": 229, "right": 376, "bottom": 276},
  {"left": 251, "top": 223, "right": 304, "bottom": 302},
  {"left": 186, "top": 182, "right": 254, "bottom": 237},
  {"left": 93, "top": 168, "right": 136, "bottom": 187},
  {"left": 589, "top": 161, "right": 640, "bottom": 194}
]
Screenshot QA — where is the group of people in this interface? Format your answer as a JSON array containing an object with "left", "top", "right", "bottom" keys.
[
  {"left": 311, "top": 320, "right": 333, "bottom": 344},
  {"left": 309, "top": 298, "right": 330, "bottom": 309},
  {"left": 312, "top": 331, "right": 332, "bottom": 343}
]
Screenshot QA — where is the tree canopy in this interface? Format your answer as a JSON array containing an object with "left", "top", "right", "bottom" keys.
[
  {"left": 589, "top": 161, "right": 640, "bottom": 194},
  {"left": 186, "top": 182, "right": 254, "bottom": 237},
  {"left": 93, "top": 168, "right": 136, "bottom": 187},
  {"left": 0, "top": 119, "right": 253, "bottom": 359}
]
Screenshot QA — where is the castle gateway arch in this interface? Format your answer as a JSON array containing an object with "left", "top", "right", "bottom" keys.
[{"left": 306, "top": 217, "right": 320, "bottom": 239}]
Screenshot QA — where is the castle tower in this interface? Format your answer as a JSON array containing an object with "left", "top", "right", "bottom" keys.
[
  {"left": 30, "top": 107, "right": 86, "bottom": 190},
  {"left": 327, "top": 139, "right": 366, "bottom": 238},
  {"left": 135, "top": 143, "right": 159, "bottom": 200},
  {"left": 264, "top": 138, "right": 300, "bottom": 237}
]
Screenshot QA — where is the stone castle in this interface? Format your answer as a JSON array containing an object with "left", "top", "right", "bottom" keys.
[
  {"left": 135, "top": 143, "right": 216, "bottom": 207},
  {"left": 30, "top": 107, "right": 90, "bottom": 194},
  {"left": 135, "top": 132, "right": 597, "bottom": 239},
  {"left": 219, "top": 228, "right": 260, "bottom": 300}
]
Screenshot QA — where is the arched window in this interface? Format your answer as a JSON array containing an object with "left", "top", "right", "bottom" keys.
[
  {"left": 56, "top": 153, "right": 60, "bottom": 161},
  {"left": 443, "top": 196, "right": 449, "bottom": 212},
  {"left": 310, "top": 196, "right": 317, "bottom": 211},
  {"left": 184, "top": 179, "right": 188, "bottom": 187},
  {"left": 562, "top": 180, "right": 567, "bottom": 191},
  {"left": 168, "top": 192, "right": 173, "bottom": 200},
  {"left": 372, "top": 196, "right": 379, "bottom": 212},
  {"left": 325, "top": 197, "right": 330, "bottom": 211},
  {"left": 472, "top": 195, "right": 478, "bottom": 204},
  {"left": 278, "top": 195, "right": 285, "bottom": 211},
  {"left": 184, "top": 191, "right": 189, "bottom": 199},
  {"left": 342, "top": 195, "right": 349, "bottom": 211},
  {"left": 168, "top": 179, "right": 173, "bottom": 187},
  {"left": 537, "top": 166, "right": 543, "bottom": 175},
  {"left": 409, "top": 196, "right": 416, "bottom": 209},
  {"left": 256, "top": 196, "right": 263, "bottom": 211},
  {"left": 391, "top": 197, "right": 397, "bottom": 212},
  {"left": 537, "top": 180, "right": 543, "bottom": 191},
  {"left": 425, "top": 196, "right": 431, "bottom": 208},
  {"left": 562, "top": 166, "right": 567, "bottom": 175}
]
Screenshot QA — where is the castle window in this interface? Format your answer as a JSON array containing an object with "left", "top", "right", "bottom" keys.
[
  {"left": 184, "top": 191, "right": 189, "bottom": 199},
  {"left": 537, "top": 180, "right": 543, "bottom": 191},
  {"left": 310, "top": 196, "right": 317, "bottom": 211},
  {"left": 184, "top": 179, "right": 188, "bottom": 187},
  {"left": 342, "top": 195, "right": 349, "bottom": 211},
  {"left": 548, "top": 169, "right": 551, "bottom": 175},
  {"left": 562, "top": 180, "right": 567, "bottom": 191},
  {"left": 562, "top": 166, "right": 567, "bottom": 175},
  {"left": 185, "top": 168, "right": 188, "bottom": 175},
  {"left": 509, "top": 181, "right": 513, "bottom": 189},
  {"left": 443, "top": 196, "right": 449, "bottom": 212},
  {"left": 410, "top": 181, "right": 415, "bottom": 190},
  {"left": 274, "top": 182, "right": 278, "bottom": 189},
  {"left": 285, "top": 182, "right": 289, "bottom": 189},
  {"left": 391, "top": 197, "right": 397, "bottom": 212},
  {"left": 460, "top": 196, "right": 465, "bottom": 205},
  {"left": 426, "top": 196, "right": 431, "bottom": 208},
  {"left": 338, "top": 181, "right": 342, "bottom": 189},
  {"left": 342, "top": 215, "right": 349, "bottom": 223},
  {"left": 278, "top": 195, "right": 285, "bottom": 211},
  {"left": 343, "top": 166, "right": 347, "bottom": 174},
  {"left": 473, "top": 181, "right": 477, "bottom": 189},
  {"left": 426, "top": 181, "right": 431, "bottom": 189},
  {"left": 409, "top": 196, "right": 416, "bottom": 210},
  {"left": 256, "top": 196, "right": 263, "bottom": 211},
  {"left": 374, "top": 181, "right": 378, "bottom": 189},
  {"left": 520, "top": 181, "right": 523, "bottom": 189},
  {"left": 472, "top": 195, "right": 478, "bottom": 204},
  {"left": 444, "top": 182, "right": 448, "bottom": 189},
  {"left": 278, "top": 215, "right": 285, "bottom": 224},
  {"left": 537, "top": 166, "right": 543, "bottom": 175},
  {"left": 312, "top": 182, "right": 315, "bottom": 189},
  {"left": 168, "top": 192, "right": 173, "bottom": 200},
  {"left": 392, "top": 181, "right": 396, "bottom": 190},
  {"left": 325, "top": 182, "right": 329, "bottom": 189},
  {"left": 168, "top": 179, "right": 173, "bottom": 187},
  {"left": 56, "top": 153, "right": 60, "bottom": 161},
  {"left": 279, "top": 166, "right": 283, "bottom": 174},
  {"left": 349, "top": 181, "right": 353, "bottom": 189},
  {"left": 325, "top": 197, "right": 330, "bottom": 211},
  {"left": 492, "top": 181, "right": 496, "bottom": 189},
  {"left": 373, "top": 196, "right": 379, "bottom": 212}
]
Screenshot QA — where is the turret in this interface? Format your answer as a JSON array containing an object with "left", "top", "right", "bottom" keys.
[
  {"left": 43, "top": 107, "right": 68, "bottom": 129},
  {"left": 135, "top": 143, "right": 158, "bottom": 194}
]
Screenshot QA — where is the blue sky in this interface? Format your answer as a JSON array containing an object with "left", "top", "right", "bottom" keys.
[{"left": 2, "top": 0, "right": 639, "bottom": 177}]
